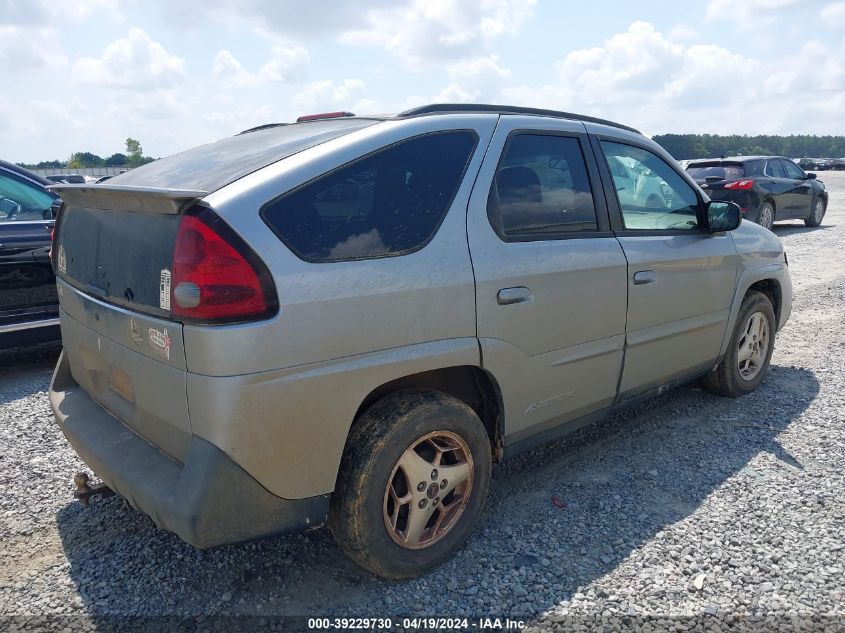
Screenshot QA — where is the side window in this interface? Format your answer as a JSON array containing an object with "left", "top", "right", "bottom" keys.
[
  {"left": 0, "top": 171, "right": 55, "bottom": 223},
  {"left": 600, "top": 141, "right": 700, "bottom": 231},
  {"left": 487, "top": 134, "right": 598, "bottom": 240},
  {"left": 262, "top": 131, "right": 477, "bottom": 262},
  {"left": 765, "top": 160, "right": 786, "bottom": 178},
  {"left": 781, "top": 159, "right": 804, "bottom": 179}
]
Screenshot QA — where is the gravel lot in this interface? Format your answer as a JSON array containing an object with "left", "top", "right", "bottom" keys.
[{"left": 1, "top": 174, "right": 843, "bottom": 631}]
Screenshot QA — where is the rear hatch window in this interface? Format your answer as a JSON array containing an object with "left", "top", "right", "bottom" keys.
[
  {"left": 110, "top": 118, "right": 379, "bottom": 192},
  {"left": 686, "top": 163, "right": 745, "bottom": 182}
]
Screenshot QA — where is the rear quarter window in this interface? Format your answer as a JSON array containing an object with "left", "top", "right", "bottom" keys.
[{"left": 261, "top": 131, "right": 478, "bottom": 262}]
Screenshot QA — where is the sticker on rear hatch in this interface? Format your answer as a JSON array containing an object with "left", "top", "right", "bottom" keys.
[
  {"left": 159, "top": 268, "right": 171, "bottom": 310},
  {"left": 147, "top": 326, "right": 171, "bottom": 360},
  {"left": 57, "top": 244, "right": 66, "bottom": 275}
]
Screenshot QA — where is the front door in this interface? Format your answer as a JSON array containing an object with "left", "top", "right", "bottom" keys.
[
  {"left": 467, "top": 116, "right": 628, "bottom": 444},
  {"left": 594, "top": 137, "right": 739, "bottom": 397}
]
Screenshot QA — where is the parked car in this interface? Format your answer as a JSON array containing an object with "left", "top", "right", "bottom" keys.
[
  {"left": 0, "top": 160, "right": 62, "bottom": 348},
  {"left": 45, "top": 174, "right": 95, "bottom": 184},
  {"left": 686, "top": 156, "right": 827, "bottom": 230},
  {"left": 796, "top": 157, "right": 831, "bottom": 171},
  {"left": 49, "top": 104, "right": 791, "bottom": 578},
  {"left": 829, "top": 158, "right": 845, "bottom": 171}
]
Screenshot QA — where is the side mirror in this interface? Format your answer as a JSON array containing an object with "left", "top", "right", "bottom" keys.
[
  {"left": 806, "top": 172, "right": 817, "bottom": 179},
  {"left": 706, "top": 201, "right": 741, "bottom": 232}
]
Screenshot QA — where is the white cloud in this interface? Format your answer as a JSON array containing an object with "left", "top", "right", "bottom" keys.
[
  {"left": 72, "top": 28, "right": 185, "bottom": 89},
  {"left": 501, "top": 20, "right": 843, "bottom": 136},
  {"left": 0, "top": 26, "right": 68, "bottom": 71},
  {"left": 291, "top": 79, "right": 374, "bottom": 114},
  {"left": 339, "top": 0, "right": 536, "bottom": 68},
  {"left": 212, "top": 44, "right": 309, "bottom": 86},
  {"left": 820, "top": 1, "right": 845, "bottom": 25}
]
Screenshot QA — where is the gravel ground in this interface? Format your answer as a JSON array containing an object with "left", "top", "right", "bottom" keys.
[{"left": 1, "top": 174, "right": 844, "bottom": 631}]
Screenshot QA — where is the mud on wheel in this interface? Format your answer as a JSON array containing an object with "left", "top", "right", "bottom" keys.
[{"left": 329, "top": 389, "right": 492, "bottom": 578}]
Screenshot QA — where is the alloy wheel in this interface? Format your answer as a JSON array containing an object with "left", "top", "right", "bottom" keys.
[
  {"left": 383, "top": 430, "right": 474, "bottom": 550},
  {"left": 737, "top": 311, "right": 769, "bottom": 381}
]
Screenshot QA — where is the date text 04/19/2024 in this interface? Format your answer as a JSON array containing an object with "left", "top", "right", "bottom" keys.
[{"left": 307, "top": 617, "right": 526, "bottom": 630}]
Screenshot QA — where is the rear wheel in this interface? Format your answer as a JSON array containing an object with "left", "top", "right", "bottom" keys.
[
  {"left": 703, "top": 291, "right": 775, "bottom": 397},
  {"left": 756, "top": 202, "right": 774, "bottom": 231},
  {"left": 805, "top": 197, "right": 825, "bottom": 227},
  {"left": 329, "top": 389, "right": 492, "bottom": 578}
]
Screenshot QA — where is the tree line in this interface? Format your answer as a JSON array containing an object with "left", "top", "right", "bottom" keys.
[
  {"left": 653, "top": 134, "right": 845, "bottom": 161},
  {"left": 18, "top": 138, "right": 156, "bottom": 170}
]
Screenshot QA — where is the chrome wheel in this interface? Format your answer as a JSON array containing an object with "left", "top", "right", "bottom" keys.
[
  {"left": 737, "top": 311, "right": 769, "bottom": 381},
  {"left": 383, "top": 430, "right": 474, "bottom": 550},
  {"left": 758, "top": 205, "right": 774, "bottom": 231}
]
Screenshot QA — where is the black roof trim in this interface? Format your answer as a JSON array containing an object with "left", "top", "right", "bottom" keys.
[
  {"left": 237, "top": 123, "right": 290, "bottom": 135},
  {"left": 396, "top": 103, "right": 641, "bottom": 134}
]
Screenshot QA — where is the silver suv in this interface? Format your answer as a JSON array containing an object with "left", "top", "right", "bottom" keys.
[{"left": 49, "top": 104, "right": 791, "bottom": 578}]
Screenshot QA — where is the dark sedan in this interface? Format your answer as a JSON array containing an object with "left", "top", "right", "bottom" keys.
[
  {"left": 0, "top": 160, "right": 62, "bottom": 348},
  {"left": 686, "top": 156, "right": 827, "bottom": 231}
]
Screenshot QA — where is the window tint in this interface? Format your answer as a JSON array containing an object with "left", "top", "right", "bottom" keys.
[
  {"left": 781, "top": 159, "right": 804, "bottom": 179},
  {"left": 0, "top": 171, "right": 55, "bottom": 223},
  {"left": 686, "top": 164, "right": 744, "bottom": 180},
  {"left": 765, "top": 160, "right": 786, "bottom": 178},
  {"left": 487, "top": 134, "right": 598, "bottom": 239},
  {"left": 262, "top": 131, "right": 477, "bottom": 261},
  {"left": 601, "top": 141, "right": 700, "bottom": 231}
]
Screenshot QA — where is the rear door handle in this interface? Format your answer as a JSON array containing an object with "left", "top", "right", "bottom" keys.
[
  {"left": 633, "top": 270, "right": 657, "bottom": 285},
  {"left": 497, "top": 286, "right": 533, "bottom": 305}
]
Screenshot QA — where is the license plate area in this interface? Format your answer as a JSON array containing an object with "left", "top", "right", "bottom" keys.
[{"left": 108, "top": 365, "right": 135, "bottom": 403}]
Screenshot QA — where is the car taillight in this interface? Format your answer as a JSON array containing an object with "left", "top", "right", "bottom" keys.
[
  {"left": 171, "top": 208, "right": 278, "bottom": 324},
  {"left": 724, "top": 179, "right": 754, "bottom": 190}
]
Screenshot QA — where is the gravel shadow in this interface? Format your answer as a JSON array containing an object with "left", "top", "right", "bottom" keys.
[
  {"left": 54, "top": 364, "right": 819, "bottom": 621},
  {"left": 0, "top": 341, "right": 62, "bottom": 405}
]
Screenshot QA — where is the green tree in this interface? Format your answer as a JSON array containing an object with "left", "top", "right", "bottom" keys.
[
  {"left": 125, "top": 138, "right": 144, "bottom": 167},
  {"left": 105, "top": 153, "right": 128, "bottom": 166},
  {"left": 67, "top": 152, "right": 105, "bottom": 168}
]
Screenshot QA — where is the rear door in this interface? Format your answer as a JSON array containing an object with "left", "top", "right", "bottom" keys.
[
  {"left": 591, "top": 129, "right": 739, "bottom": 397},
  {"left": 468, "top": 116, "right": 628, "bottom": 444},
  {"left": 780, "top": 159, "right": 813, "bottom": 217},
  {"left": 761, "top": 158, "right": 790, "bottom": 212},
  {"left": 53, "top": 187, "right": 203, "bottom": 461}
]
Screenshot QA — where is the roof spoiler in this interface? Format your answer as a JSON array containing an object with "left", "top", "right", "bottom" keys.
[{"left": 47, "top": 184, "right": 208, "bottom": 214}]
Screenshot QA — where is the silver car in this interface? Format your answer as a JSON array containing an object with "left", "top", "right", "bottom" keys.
[{"left": 49, "top": 104, "right": 791, "bottom": 578}]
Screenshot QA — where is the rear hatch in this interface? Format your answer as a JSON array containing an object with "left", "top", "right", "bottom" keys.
[
  {"left": 53, "top": 187, "right": 204, "bottom": 461},
  {"left": 685, "top": 161, "right": 750, "bottom": 202},
  {"left": 50, "top": 117, "right": 379, "bottom": 461}
]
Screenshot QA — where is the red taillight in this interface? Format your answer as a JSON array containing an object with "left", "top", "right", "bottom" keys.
[
  {"left": 171, "top": 209, "right": 278, "bottom": 323},
  {"left": 724, "top": 179, "right": 754, "bottom": 190}
]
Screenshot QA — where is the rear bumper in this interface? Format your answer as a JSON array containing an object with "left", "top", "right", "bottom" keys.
[{"left": 49, "top": 350, "right": 329, "bottom": 548}]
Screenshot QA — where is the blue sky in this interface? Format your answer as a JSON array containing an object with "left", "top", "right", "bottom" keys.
[{"left": 2, "top": 0, "right": 844, "bottom": 163}]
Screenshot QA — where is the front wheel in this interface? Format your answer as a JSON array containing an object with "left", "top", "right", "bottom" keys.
[
  {"left": 703, "top": 291, "right": 776, "bottom": 397},
  {"left": 805, "top": 197, "right": 825, "bottom": 227},
  {"left": 329, "top": 389, "right": 492, "bottom": 578}
]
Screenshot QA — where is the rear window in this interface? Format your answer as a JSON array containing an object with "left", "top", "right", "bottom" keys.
[
  {"left": 686, "top": 164, "right": 744, "bottom": 181},
  {"left": 109, "top": 119, "right": 379, "bottom": 193},
  {"left": 261, "top": 131, "right": 478, "bottom": 262}
]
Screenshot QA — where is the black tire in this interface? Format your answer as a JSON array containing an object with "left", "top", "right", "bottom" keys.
[
  {"left": 329, "top": 389, "right": 492, "bottom": 579},
  {"left": 703, "top": 291, "right": 776, "bottom": 398},
  {"left": 804, "top": 197, "right": 825, "bottom": 227},
  {"left": 756, "top": 202, "right": 775, "bottom": 231}
]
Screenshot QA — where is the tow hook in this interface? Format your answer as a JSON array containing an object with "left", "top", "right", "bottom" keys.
[{"left": 73, "top": 472, "right": 115, "bottom": 507}]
